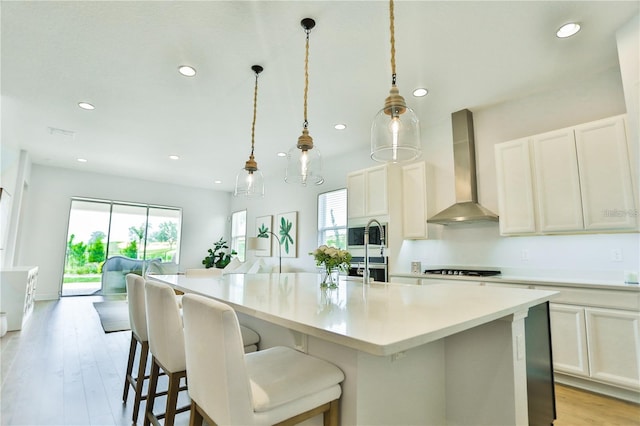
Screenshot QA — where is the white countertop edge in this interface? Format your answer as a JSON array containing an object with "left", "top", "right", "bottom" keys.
[{"left": 389, "top": 272, "right": 640, "bottom": 291}]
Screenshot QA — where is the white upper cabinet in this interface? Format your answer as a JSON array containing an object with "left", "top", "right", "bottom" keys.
[
  {"left": 495, "top": 138, "right": 537, "bottom": 234},
  {"left": 366, "top": 166, "right": 388, "bottom": 217},
  {"left": 574, "top": 117, "right": 637, "bottom": 230},
  {"left": 347, "top": 165, "right": 388, "bottom": 219},
  {"left": 401, "top": 161, "right": 428, "bottom": 239},
  {"left": 347, "top": 172, "right": 366, "bottom": 219},
  {"left": 532, "top": 128, "right": 584, "bottom": 232},
  {"left": 495, "top": 115, "right": 637, "bottom": 235}
]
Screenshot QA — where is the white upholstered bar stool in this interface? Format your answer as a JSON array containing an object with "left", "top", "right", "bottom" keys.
[
  {"left": 143, "top": 280, "right": 261, "bottom": 426},
  {"left": 183, "top": 269, "right": 260, "bottom": 353},
  {"left": 182, "top": 294, "right": 345, "bottom": 426},
  {"left": 122, "top": 273, "right": 162, "bottom": 423},
  {"left": 144, "top": 280, "right": 190, "bottom": 426}
]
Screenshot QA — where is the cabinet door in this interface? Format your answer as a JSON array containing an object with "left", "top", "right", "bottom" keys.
[
  {"left": 366, "top": 166, "right": 388, "bottom": 216},
  {"left": 347, "top": 172, "right": 366, "bottom": 219},
  {"left": 532, "top": 129, "right": 584, "bottom": 232},
  {"left": 494, "top": 138, "right": 537, "bottom": 234},
  {"left": 585, "top": 307, "right": 640, "bottom": 389},
  {"left": 574, "top": 116, "right": 637, "bottom": 230},
  {"left": 549, "top": 303, "right": 589, "bottom": 377},
  {"left": 402, "top": 162, "right": 427, "bottom": 239}
]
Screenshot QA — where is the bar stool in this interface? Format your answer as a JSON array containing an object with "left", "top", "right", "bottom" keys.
[
  {"left": 181, "top": 294, "right": 345, "bottom": 426},
  {"left": 143, "top": 280, "right": 261, "bottom": 426},
  {"left": 122, "top": 273, "right": 160, "bottom": 423},
  {"left": 144, "top": 280, "right": 190, "bottom": 426}
]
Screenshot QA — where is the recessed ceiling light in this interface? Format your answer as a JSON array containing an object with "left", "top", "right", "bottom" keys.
[
  {"left": 556, "top": 23, "right": 581, "bottom": 38},
  {"left": 178, "top": 65, "right": 196, "bottom": 77},
  {"left": 78, "top": 102, "right": 95, "bottom": 110},
  {"left": 334, "top": 124, "right": 347, "bottom": 130},
  {"left": 276, "top": 152, "right": 287, "bottom": 157},
  {"left": 77, "top": 158, "right": 88, "bottom": 163},
  {"left": 169, "top": 155, "right": 180, "bottom": 160},
  {"left": 214, "top": 180, "right": 222, "bottom": 184},
  {"left": 413, "top": 88, "right": 428, "bottom": 97}
]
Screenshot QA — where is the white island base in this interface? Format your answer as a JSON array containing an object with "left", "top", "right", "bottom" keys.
[
  {"left": 151, "top": 273, "right": 555, "bottom": 426},
  {"left": 238, "top": 309, "right": 528, "bottom": 426}
]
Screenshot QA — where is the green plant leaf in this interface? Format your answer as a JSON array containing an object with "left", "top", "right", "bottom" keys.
[{"left": 279, "top": 217, "right": 294, "bottom": 254}]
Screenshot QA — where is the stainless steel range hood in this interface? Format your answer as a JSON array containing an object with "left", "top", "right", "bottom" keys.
[{"left": 428, "top": 109, "right": 498, "bottom": 225}]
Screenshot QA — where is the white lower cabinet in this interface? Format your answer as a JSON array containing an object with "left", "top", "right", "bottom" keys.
[
  {"left": 0, "top": 266, "right": 39, "bottom": 331},
  {"left": 550, "top": 302, "right": 640, "bottom": 393},
  {"left": 549, "top": 304, "right": 590, "bottom": 377},
  {"left": 585, "top": 307, "right": 640, "bottom": 389}
]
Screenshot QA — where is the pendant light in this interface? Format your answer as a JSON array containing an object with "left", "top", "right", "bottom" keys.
[
  {"left": 371, "top": 0, "right": 421, "bottom": 163},
  {"left": 285, "top": 18, "right": 323, "bottom": 186},
  {"left": 234, "top": 65, "right": 265, "bottom": 198}
]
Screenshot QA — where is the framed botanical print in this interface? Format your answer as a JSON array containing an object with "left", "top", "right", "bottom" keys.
[
  {"left": 276, "top": 211, "right": 298, "bottom": 258},
  {"left": 255, "top": 215, "right": 272, "bottom": 257}
]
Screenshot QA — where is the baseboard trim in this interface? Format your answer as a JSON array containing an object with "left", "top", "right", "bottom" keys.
[
  {"left": 555, "top": 372, "right": 640, "bottom": 404},
  {"left": 36, "top": 292, "right": 60, "bottom": 301}
]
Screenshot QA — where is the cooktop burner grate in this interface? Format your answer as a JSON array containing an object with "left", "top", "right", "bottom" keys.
[{"left": 424, "top": 269, "right": 501, "bottom": 277}]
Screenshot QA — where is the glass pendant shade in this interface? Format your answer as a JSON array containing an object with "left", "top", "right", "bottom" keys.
[
  {"left": 234, "top": 168, "right": 264, "bottom": 198},
  {"left": 371, "top": 0, "right": 422, "bottom": 163},
  {"left": 234, "top": 64, "right": 265, "bottom": 198},
  {"left": 371, "top": 102, "right": 421, "bottom": 163},
  {"left": 284, "top": 145, "right": 323, "bottom": 186},
  {"left": 285, "top": 18, "right": 323, "bottom": 186}
]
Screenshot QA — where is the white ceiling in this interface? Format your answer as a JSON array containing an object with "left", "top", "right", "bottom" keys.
[{"left": 2, "top": 1, "right": 638, "bottom": 192}]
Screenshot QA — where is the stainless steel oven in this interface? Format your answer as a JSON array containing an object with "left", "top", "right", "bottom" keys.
[
  {"left": 348, "top": 256, "right": 388, "bottom": 282},
  {"left": 347, "top": 224, "right": 387, "bottom": 248}
]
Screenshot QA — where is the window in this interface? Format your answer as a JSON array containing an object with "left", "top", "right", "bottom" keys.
[
  {"left": 317, "top": 189, "right": 347, "bottom": 249},
  {"left": 231, "top": 210, "right": 247, "bottom": 261},
  {"left": 63, "top": 198, "right": 182, "bottom": 296}
]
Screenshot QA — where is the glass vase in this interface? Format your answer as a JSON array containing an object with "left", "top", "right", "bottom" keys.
[{"left": 321, "top": 266, "right": 339, "bottom": 288}]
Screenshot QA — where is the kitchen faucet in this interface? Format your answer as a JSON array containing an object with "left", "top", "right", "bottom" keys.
[{"left": 363, "top": 218, "right": 385, "bottom": 284}]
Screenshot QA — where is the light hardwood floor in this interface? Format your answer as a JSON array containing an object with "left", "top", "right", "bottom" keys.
[{"left": 1, "top": 296, "right": 639, "bottom": 425}]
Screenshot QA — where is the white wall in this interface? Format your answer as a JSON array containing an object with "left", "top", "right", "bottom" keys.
[{"left": 19, "top": 164, "right": 231, "bottom": 300}]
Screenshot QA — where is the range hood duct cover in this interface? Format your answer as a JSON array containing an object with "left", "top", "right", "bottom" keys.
[{"left": 428, "top": 109, "right": 499, "bottom": 225}]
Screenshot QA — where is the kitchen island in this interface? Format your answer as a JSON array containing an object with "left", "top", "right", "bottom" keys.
[{"left": 150, "top": 272, "right": 557, "bottom": 425}]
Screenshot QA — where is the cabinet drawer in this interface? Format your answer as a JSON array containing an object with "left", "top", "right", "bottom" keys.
[{"left": 542, "top": 286, "right": 640, "bottom": 311}]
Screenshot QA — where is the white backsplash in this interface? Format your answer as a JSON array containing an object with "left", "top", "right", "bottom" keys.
[{"left": 397, "top": 222, "right": 639, "bottom": 282}]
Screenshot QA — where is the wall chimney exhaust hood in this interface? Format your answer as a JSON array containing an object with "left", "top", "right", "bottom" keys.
[{"left": 428, "top": 109, "right": 498, "bottom": 225}]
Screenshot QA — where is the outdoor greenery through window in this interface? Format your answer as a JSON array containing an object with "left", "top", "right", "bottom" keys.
[
  {"left": 317, "top": 188, "right": 347, "bottom": 249},
  {"left": 231, "top": 210, "right": 247, "bottom": 262},
  {"left": 63, "top": 198, "right": 182, "bottom": 296}
]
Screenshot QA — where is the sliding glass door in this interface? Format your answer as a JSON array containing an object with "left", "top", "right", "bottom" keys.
[{"left": 62, "top": 198, "right": 181, "bottom": 296}]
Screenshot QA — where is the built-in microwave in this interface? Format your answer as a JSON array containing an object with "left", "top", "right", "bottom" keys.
[{"left": 347, "top": 224, "right": 387, "bottom": 248}]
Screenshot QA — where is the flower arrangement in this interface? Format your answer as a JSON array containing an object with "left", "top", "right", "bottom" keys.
[{"left": 310, "top": 245, "right": 352, "bottom": 273}]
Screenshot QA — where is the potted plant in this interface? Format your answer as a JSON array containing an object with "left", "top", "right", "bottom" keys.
[{"left": 202, "top": 238, "right": 237, "bottom": 269}]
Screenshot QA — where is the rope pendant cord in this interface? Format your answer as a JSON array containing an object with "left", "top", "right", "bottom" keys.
[
  {"left": 390, "top": 0, "right": 396, "bottom": 85},
  {"left": 250, "top": 72, "right": 259, "bottom": 157},
  {"left": 303, "top": 29, "right": 310, "bottom": 129}
]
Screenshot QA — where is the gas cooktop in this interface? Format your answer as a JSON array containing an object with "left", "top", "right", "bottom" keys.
[{"left": 424, "top": 269, "right": 501, "bottom": 277}]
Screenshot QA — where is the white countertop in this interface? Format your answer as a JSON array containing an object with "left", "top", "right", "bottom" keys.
[
  {"left": 390, "top": 271, "right": 640, "bottom": 291},
  {"left": 150, "top": 272, "right": 556, "bottom": 356}
]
